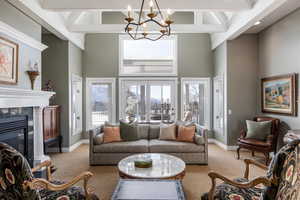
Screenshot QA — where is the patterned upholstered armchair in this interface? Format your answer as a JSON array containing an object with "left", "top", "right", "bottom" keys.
[
  {"left": 201, "top": 140, "right": 300, "bottom": 200},
  {"left": 0, "top": 142, "right": 99, "bottom": 200}
]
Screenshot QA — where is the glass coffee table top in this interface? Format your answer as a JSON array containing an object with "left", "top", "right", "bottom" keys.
[{"left": 118, "top": 153, "right": 186, "bottom": 179}]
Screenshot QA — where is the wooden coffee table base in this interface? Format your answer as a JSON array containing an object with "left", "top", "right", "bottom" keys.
[{"left": 119, "top": 170, "right": 186, "bottom": 180}]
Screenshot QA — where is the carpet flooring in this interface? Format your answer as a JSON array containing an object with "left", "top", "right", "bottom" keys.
[{"left": 50, "top": 144, "right": 266, "bottom": 200}]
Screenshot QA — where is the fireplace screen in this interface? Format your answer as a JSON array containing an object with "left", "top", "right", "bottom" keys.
[{"left": 0, "top": 116, "right": 34, "bottom": 167}]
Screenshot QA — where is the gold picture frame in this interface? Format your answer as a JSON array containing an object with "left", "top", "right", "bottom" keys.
[
  {"left": 0, "top": 36, "right": 18, "bottom": 85},
  {"left": 261, "top": 74, "right": 298, "bottom": 116}
]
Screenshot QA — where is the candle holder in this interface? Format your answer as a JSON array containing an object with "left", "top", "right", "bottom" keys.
[{"left": 26, "top": 70, "right": 40, "bottom": 90}]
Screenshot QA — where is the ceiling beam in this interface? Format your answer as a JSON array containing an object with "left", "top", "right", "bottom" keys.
[
  {"left": 66, "top": 12, "right": 85, "bottom": 26},
  {"left": 42, "top": 0, "right": 252, "bottom": 11},
  {"left": 211, "top": 0, "right": 288, "bottom": 49},
  {"left": 7, "top": 0, "right": 85, "bottom": 50},
  {"left": 68, "top": 24, "right": 226, "bottom": 33},
  {"left": 210, "top": 12, "right": 228, "bottom": 28}
]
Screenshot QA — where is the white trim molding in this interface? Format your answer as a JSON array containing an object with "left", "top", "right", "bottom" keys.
[
  {"left": 85, "top": 78, "right": 116, "bottom": 131},
  {"left": 0, "top": 20, "right": 48, "bottom": 51}
]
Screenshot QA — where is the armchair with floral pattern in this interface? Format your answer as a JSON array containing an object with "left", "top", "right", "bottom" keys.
[
  {"left": 0, "top": 142, "right": 99, "bottom": 200},
  {"left": 201, "top": 140, "right": 300, "bottom": 200}
]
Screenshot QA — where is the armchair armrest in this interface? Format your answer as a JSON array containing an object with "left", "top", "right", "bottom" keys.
[
  {"left": 243, "top": 159, "right": 268, "bottom": 179},
  {"left": 239, "top": 130, "right": 247, "bottom": 139},
  {"left": 266, "top": 134, "right": 274, "bottom": 145},
  {"left": 31, "top": 160, "right": 53, "bottom": 181},
  {"left": 207, "top": 171, "right": 271, "bottom": 200},
  {"left": 23, "top": 172, "right": 94, "bottom": 199}
]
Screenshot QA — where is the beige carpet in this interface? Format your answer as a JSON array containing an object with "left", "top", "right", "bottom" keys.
[{"left": 50, "top": 144, "right": 266, "bottom": 200}]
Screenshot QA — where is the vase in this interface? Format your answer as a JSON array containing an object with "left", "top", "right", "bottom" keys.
[{"left": 127, "top": 115, "right": 136, "bottom": 123}]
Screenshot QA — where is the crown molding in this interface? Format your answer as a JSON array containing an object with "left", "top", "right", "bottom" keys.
[{"left": 0, "top": 20, "right": 48, "bottom": 51}]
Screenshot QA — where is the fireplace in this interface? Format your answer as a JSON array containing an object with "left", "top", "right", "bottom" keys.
[{"left": 0, "top": 115, "right": 34, "bottom": 167}]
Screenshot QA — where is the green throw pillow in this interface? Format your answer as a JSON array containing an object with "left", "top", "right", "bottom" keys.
[
  {"left": 120, "top": 120, "right": 139, "bottom": 141},
  {"left": 246, "top": 120, "right": 272, "bottom": 140}
]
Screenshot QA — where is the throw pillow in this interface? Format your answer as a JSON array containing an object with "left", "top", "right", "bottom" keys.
[
  {"left": 119, "top": 120, "right": 139, "bottom": 141},
  {"left": 94, "top": 133, "right": 104, "bottom": 145},
  {"left": 177, "top": 125, "right": 196, "bottom": 143},
  {"left": 176, "top": 121, "right": 195, "bottom": 136},
  {"left": 103, "top": 126, "right": 122, "bottom": 143},
  {"left": 246, "top": 120, "right": 272, "bottom": 140},
  {"left": 159, "top": 123, "right": 176, "bottom": 141},
  {"left": 195, "top": 135, "right": 205, "bottom": 145}
]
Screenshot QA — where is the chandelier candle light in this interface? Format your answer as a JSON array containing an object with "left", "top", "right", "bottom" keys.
[{"left": 125, "top": 0, "right": 174, "bottom": 41}]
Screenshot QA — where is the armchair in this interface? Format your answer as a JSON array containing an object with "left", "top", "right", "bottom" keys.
[
  {"left": 237, "top": 117, "right": 280, "bottom": 165},
  {"left": 201, "top": 140, "right": 300, "bottom": 200},
  {"left": 0, "top": 142, "right": 99, "bottom": 200}
]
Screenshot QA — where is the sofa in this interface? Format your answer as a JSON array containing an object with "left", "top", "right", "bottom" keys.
[{"left": 89, "top": 123, "right": 208, "bottom": 165}]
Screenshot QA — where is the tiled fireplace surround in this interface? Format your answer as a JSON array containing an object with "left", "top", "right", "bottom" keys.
[{"left": 0, "top": 87, "right": 55, "bottom": 166}]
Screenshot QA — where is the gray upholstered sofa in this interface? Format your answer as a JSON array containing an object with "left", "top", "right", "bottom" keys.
[{"left": 89, "top": 123, "right": 208, "bottom": 165}]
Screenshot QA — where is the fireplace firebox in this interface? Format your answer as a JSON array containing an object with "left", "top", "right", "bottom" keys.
[{"left": 0, "top": 116, "right": 34, "bottom": 167}]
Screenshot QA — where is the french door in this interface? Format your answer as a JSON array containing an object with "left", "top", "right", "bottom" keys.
[{"left": 119, "top": 78, "right": 177, "bottom": 122}]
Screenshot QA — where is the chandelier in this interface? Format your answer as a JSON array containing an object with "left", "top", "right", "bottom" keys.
[{"left": 125, "top": 0, "right": 174, "bottom": 41}]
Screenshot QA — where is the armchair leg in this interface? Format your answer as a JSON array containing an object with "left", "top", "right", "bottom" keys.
[
  {"left": 237, "top": 147, "right": 241, "bottom": 160},
  {"left": 264, "top": 153, "right": 270, "bottom": 165}
]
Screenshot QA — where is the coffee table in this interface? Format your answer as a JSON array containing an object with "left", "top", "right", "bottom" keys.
[{"left": 118, "top": 153, "right": 186, "bottom": 180}]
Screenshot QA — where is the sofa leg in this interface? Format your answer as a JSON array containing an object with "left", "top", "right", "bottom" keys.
[{"left": 236, "top": 147, "right": 241, "bottom": 160}]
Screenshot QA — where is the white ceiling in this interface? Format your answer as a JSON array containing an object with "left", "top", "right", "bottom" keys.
[
  {"left": 246, "top": 0, "right": 300, "bottom": 33},
  {"left": 7, "top": 0, "right": 299, "bottom": 50}
]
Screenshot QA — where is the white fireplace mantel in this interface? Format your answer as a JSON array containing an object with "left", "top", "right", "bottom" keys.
[{"left": 0, "top": 87, "right": 55, "bottom": 165}]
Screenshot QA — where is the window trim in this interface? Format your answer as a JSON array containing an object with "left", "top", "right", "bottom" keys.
[
  {"left": 119, "top": 34, "right": 178, "bottom": 77},
  {"left": 85, "top": 77, "right": 116, "bottom": 130},
  {"left": 181, "top": 77, "right": 212, "bottom": 130},
  {"left": 119, "top": 77, "right": 178, "bottom": 122}
]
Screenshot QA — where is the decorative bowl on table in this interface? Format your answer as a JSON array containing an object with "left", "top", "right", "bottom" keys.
[{"left": 134, "top": 158, "right": 153, "bottom": 168}]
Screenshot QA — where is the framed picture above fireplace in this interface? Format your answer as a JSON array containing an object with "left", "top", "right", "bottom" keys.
[
  {"left": 261, "top": 73, "right": 298, "bottom": 116},
  {"left": 0, "top": 36, "right": 18, "bottom": 85}
]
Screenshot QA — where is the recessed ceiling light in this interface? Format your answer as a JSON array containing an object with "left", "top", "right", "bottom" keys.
[{"left": 254, "top": 21, "right": 261, "bottom": 26}]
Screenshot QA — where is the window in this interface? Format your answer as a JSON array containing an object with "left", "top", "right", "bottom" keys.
[
  {"left": 181, "top": 78, "right": 211, "bottom": 129},
  {"left": 86, "top": 78, "right": 116, "bottom": 129},
  {"left": 119, "top": 78, "right": 177, "bottom": 122},
  {"left": 119, "top": 35, "right": 178, "bottom": 76}
]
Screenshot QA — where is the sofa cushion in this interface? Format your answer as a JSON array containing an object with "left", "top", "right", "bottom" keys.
[
  {"left": 137, "top": 124, "right": 149, "bottom": 140},
  {"left": 149, "top": 139, "right": 204, "bottom": 153},
  {"left": 94, "top": 133, "right": 104, "bottom": 145},
  {"left": 94, "top": 140, "right": 149, "bottom": 153},
  {"left": 149, "top": 124, "right": 160, "bottom": 139},
  {"left": 159, "top": 123, "right": 176, "bottom": 141},
  {"left": 120, "top": 120, "right": 139, "bottom": 141}
]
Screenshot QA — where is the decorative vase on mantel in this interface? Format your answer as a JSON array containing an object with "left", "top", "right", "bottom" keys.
[{"left": 26, "top": 70, "right": 40, "bottom": 90}]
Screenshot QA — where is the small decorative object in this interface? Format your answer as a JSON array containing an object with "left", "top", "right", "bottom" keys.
[
  {"left": 43, "top": 80, "right": 54, "bottom": 91},
  {"left": 134, "top": 158, "right": 153, "bottom": 168},
  {"left": 125, "top": 0, "right": 174, "bottom": 41},
  {"left": 125, "top": 96, "right": 138, "bottom": 123},
  {"left": 26, "top": 70, "right": 39, "bottom": 90},
  {"left": 0, "top": 36, "right": 18, "bottom": 85},
  {"left": 261, "top": 74, "right": 298, "bottom": 116}
]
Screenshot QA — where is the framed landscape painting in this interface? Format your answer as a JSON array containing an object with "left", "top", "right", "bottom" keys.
[
  {"left": 261, "top": 74, "right": 298, "bottom": 116},
  {"left": 0, "top": 36, "right": 18, "bottom": 85}
]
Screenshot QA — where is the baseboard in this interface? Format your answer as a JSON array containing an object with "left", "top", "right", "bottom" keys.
[
  {"left": 208, "top": 139, "right": 238, "bottom": 151},
  {"left": 47, "top": 139, "right": 90, "bottom": 153}
]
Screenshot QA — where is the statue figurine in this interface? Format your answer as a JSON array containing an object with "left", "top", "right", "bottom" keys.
[{"left": 43, "top": 80, "right": 54, "bottom": 92}]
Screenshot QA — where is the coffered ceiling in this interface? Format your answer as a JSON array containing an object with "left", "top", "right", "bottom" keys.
[{"left": 7, "top": 0, "right": 299, "bottom": 50}]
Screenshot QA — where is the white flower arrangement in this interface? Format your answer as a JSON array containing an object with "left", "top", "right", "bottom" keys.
[{"left": 125, "top": 96, "right": 138, "bottom": 116}]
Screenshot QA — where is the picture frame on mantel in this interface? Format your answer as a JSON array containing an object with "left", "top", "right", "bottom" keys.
[
  {"left": 0, "top": 36, "right": 18, "bottom": 85},
  {"left": 261, "top": 73, "right": 298, "bottom": 116}
]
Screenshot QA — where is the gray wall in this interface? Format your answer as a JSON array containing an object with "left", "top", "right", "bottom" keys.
[
  {"left": 227, "top": 35, "right": 259, "bottom": 146},
  {"left": 213, "top": 35, "right": 259, "bottom": 146},
  {"left": 83, "top": 33, "right": 214, "bottom": 136},
  {"left": 42, "top": 35, "right": 70, "bottom": 147},
  {"left": 0, "top": 1, "right": 42, "bottom": 90},
  {"left": 42, "top": 34, "right": 83, "bottom": 147},
  {"left": 258, "top": 9, "right": 300, "bottom": 131}
]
